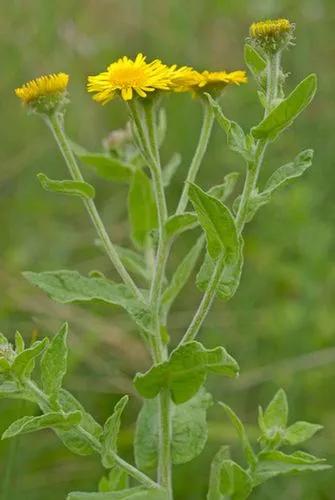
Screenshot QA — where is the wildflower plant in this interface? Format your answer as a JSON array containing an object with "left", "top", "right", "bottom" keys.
[{"left": 2, "top": 18, "right": 329, "bottom": 499}]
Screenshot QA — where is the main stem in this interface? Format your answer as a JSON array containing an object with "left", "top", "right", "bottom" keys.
[
  {"left": 140, "top": 101, "right": 173, "bottom": 498},
  {"left": 176, "top": 101, "right": 214, "bottom": 214},
  {"left": 180, "top": 51, "right": 281, "bottom": 345},
  {"left": 46, "top": 112, "right": 144, "bottom": 303}
]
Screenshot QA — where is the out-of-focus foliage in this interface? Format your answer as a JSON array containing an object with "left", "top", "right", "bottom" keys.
[{"left": 0, "top": 1, "right": 334, "bottom": 499}]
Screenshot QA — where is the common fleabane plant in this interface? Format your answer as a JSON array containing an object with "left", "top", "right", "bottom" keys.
[{"left": 1, "top": 18, "right": 329, "bottom": 499}]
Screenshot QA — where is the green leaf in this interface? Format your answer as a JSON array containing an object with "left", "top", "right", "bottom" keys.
[
  {"left": 188, "top": 183, "right": 239, "bottom": 262},
  {"left": 68, "top": 487, "right": 167, "bottom": 500},
  {"left": 134, "top": 341, "right": 239, "bottom": 404},
  {"left": 135, "top": 389, "right": 213, "bottom": 470},
  {"left": 128, "top": 170, "right": 158, "bottom": 248},
  {"left": 284, "top": 421, "right": 323, "bottom": 446},
  {"left": 41, "top": 322, "right": 68, "bottom": 400},
  {"left": 55, "top": 389, "right": 103, "bottom": 456},
  {"left": 263, "top": 388, "right": 288, "bottom": 430},
  {"left": 11, "top": 338, "right": 48, "bottom": 379},
  {"left": 208, "top": 172, "right": 240, "bottom": 202},
  {"left": 14, "top": 331, "right": 25, "bottom": 354},
  {"left": 162, "top": 153, "right": 182, "bottom": 187},
  {"left": 37, "top": 173, "right": 95, "bottom": 200},
  {"left": 77, "top": 153, "right": 134, "bottom": 182},
  {"left": 219, "top": 402, "right": 257, "bottom": 468},
  {"left": 23, "top": 270, "right": 152, "bottom": 333},
  {"left": 264, "top": 149, "right": 313, "bottom": 194},
  {"left": 0, "top": 381, "right": 28, "bottom": 400},
  {"left": 165, "top": 213, "right": 198, "bottom": 240},
  {"left": 254, "top": 450, "right": 330, "bottom": 485},
  {"left": 102, "top": 395, "right": 129, "bottom": 468},
  {"left": 207, "top": 446, "right": 230, "bottom": 500},
  {"left": 206, "top": 94, "right": 251, "bottom": 160},
  {"left": 244, "top": 44, "right": 266, "bottom": 77},
  {"left": 115, "top": 246, "right": 150, "bottom": 282},
  {"left": 197, "top": 239, "right": 243, "bottom": 301},
  {"left": 252, "top": 74, "right": 317, "bottom": 141},
  {"left": 162, "top": 238, "right": 203, "bottom": 315},
  {"left": 2, "top": 411, "right": 82, "bottom": 439},
  {"left": 99, "top": 467, "right": 129, "bottom": 492},
  {"left": 220, "top": 460, "right": 253, "bottom": 500}
]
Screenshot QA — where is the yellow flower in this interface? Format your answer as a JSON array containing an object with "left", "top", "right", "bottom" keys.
[
  {"left": 199, "top": 70, "right": 247, "bottom": 88},
  {"left": 249, "top": 19, "right": 292, "bottom": 39},
  {"left": 87, "top": 53, "right": 173, "bottom": 103},
  {"left": 168, "top": 66, "right": 204, "bottom": 92},
  {"left": 15, "top": 73, "right": 69, "bottom": 104}
]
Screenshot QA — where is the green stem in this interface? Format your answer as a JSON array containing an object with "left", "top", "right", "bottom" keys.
[
  {"left": 176, "top": 101, "right": 214, "bottom": 214},
  {"left": 180, "top": 50, "right": 281, "bottom": 346},
  {"left": 25, "top": 379, "right": 158, "bottom": 490},
  {"left": 179, "top": 255, "right": 225, "bottom": 345},
  {"left": 139, "top": 101, "right": 173, "bottom": 498},
  {"left": 45, "top": 113, "right": 144, "bottom": 303}
]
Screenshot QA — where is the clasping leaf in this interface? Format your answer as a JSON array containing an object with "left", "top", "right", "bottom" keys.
[
  {"left": 38, "top": 173, "right": 95, "bottom": 200},
  {"left": 102, "top": 395, "right": 129, "bottom": 468},
  {"left": 134, "top": 341, "right": 239, "bottom": 404}
]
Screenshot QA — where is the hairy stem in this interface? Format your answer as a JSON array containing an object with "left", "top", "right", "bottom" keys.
[
  {"left": 179, "top": 255, "right": 225, "bottom": 345},
  {"left": 176, "top": 102, "right": 214, "bottom": 214},
  {"left": 45, "top": 112, "right": 144, "bottom": 303},
  {"left": 180, "top": 51, "right": 281, "bottom": 345}
]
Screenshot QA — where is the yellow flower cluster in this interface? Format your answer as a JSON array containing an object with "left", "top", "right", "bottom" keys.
[
  {"left": 15, "top": 73, "right": 69, "bottom": 104},
  {"left": 14, "top": 57, "right": 247, "bottom": 106},
  {"left": 87, "top": 54, "right": 247, "bottom": 103},
  {"left": 249, "top": 19, "right": 292, "bottom": 39}
]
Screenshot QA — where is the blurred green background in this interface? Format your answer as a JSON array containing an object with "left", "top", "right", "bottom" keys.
[{"left": 0, "top": 0, "right": 334, "bottom": 498}]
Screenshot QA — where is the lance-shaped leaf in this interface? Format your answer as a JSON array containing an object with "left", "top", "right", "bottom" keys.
[
  {"left": 219, "top": 402, "right": 257, "bottom": 468},
  {"left": 15, "top": 331, "right": 25, "bottom": 354},
  {"left": 263, "top": 388, "right": 288, "bottom": 430},
  {"left": 102, "top": 395, "right": 129, "bottom": 468},
  {"left": 252, "top": 74, "right": 317, "bottom": 141},
  {"left": 162, "top": 238, "right": 203, "bottom": 316},
  {"left": 0, "top": 381, "right": 28, "bottom": 400},
  {"left": 2, "top": 411, "right": 82, "bottom": 440},
  {"left": 135, "top": 389, "right": 213, "bottom": 469},
  {"left": 284, "top": 421, "right": 323, "bottom": 446},
  {"left": 207, "top": 446, "right": 230, "bottom": 500},
  {"left": 55, "top": 389, "right": 103, "bottom": 456},
  {"left": 165, "top": 213, "right": 198, "bottom": 240},
  {"left": 11, "top": 338, "right": 48, "bottom": 379},
  {"left": 208, "top": 172, "right": 240, "bottom": 202},
  {"left": 244, "top": 44, "right": 267, "bottom": 78},
  {"left": 41, "top": 322, "right": 68, "bottom": 400},
  {"left": 37, "top": 173, "right": 95, "bottom": 199},
  {"left": 99, "top": 467, "right": 129, "bottom": 493},
  {"left": 128, "top": 169, "right": 158, "bottom": 249},
  {"left": 67, "top": 487, "right": 167, "bottom": 500},
  {"left": 77, "top": 153, "right": 134, "bottom": 183},
  {"left": 206, "top": 94, "right": 251, "bottom": 160},
  {"left": 197, "top": 239, "right": 243, "bottom": 301},
  {"left": 188, "top": 183, "right": 239, "bottom": 263},
  {"left": 134, "top": 341, "right": 239, "bottom": 404},
  {"left": 254, "top": 450, "right": 330, "bottom": 486},
  {"left": 264, "top": 149, "right": 313, "bottom": 194},
  {"left": 162, "top": 153, "right": 182, "bottom": 187},
  {"left": 23, "top": 270, "right": 152, "bottom": 333},
  {"left": 220, "top": 460, "right": 253, "bottom": 500}
]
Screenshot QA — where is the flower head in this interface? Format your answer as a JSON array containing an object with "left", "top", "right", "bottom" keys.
[
  {"left": 169, "top": 66, "right": 247, "bottom": 97},
  {"left": 168, "top": 66, "right": 204, "bottom": 92},
  {"left": 15, "top": 73, "right": 69, "bottom": 113},
  {"left": 87, "top": 54, "right": 173, "bottom": 103},
  {"left": 249, "top": 19, "right": 294, "bottom": 53}
]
